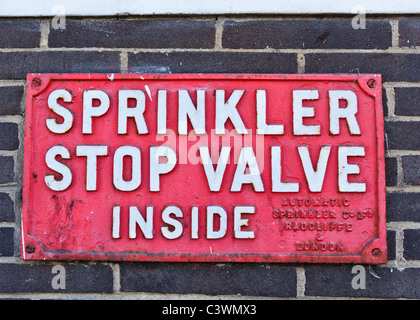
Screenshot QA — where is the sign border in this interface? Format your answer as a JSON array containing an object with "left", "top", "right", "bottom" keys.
[{"left": 21, "top": 73, "right": 387, "bottom": 264}]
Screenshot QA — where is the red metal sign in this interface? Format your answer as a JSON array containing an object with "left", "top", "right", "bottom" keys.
[{"left": 22, "top": 73, "right": 386, "bottom": 263}]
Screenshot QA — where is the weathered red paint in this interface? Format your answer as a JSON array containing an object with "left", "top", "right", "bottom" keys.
[{"left": 21, "top": 73, "right": 387, "bottom": 263}]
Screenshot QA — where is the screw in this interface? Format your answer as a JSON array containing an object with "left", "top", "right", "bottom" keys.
[
  {"left": 371, "top": 248, "right": 382, "bottom": 257},
  {"left": 31, "top": 77, "right": 42, "bottom": 88},
  {"left": 367, "top": 79, "right": 376, "bottom": 88},
  {"left": 25, "top": 243, "right": 36, "bottom": 254}
]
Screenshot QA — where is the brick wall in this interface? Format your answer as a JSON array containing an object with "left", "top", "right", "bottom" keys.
[{"left": 0, "top": 15, "right": 419, "bottom": 300}]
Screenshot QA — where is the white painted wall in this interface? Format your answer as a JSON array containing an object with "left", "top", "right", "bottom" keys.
[{"left": 0, "top": 0, "right": 419, "bottom": 16}]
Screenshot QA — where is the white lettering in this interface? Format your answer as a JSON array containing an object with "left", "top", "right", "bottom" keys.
[
  {"left": 231, "top": 147, "right": 264, "bottom": 192},
  {"left": 157, "top": 90, "right": 167, "bottom": 134},
  {"left": 298, "top": 145, "right": 331, "bottom": 192},
  {"left": 199, "top": 146, "right": 230, "bottom": 192},
  {"left": 293, "top": 90, "right": 320, "bottom": 135},
  {"left": 76, "top": 145, "right": 108, "bottom": 191},
  {"left": 178, "top": 90, "right": 206, "bottom": 135},
  {"left": 129, "top": 206, "right": 153, "bottom": 239},
  {"left": 44, "top": 145, "right": 72, "bottom": 191},
  {"left": 271, "top": 146, "right": 299, "bottom": 192},
  {"left": 118, "top": 90, "right": 148, "bottom": 134},
  {"left": 46, "top": 89, "right": 73, "bottom": 134},
  {"left": 215, "top": 90, "right": 248, "bottom": 134},
  {"left": 234, "top": 206, "right": 255, "bottom": 239},
  {"left": 112, "top": 206, "right": 120, "bottom": 239},
  {"left": 207, "top": 206, "right": 227, "bottom": 239},
  {"left": 161, "top": 206, "right": 183, "bottom": 239},
  {"left": 149, "top": 146, "right": 177, "bottom": 192},
  {"left": 338, "top": 146, "right": 366, "bottom": 192},
  {"left": 191, "top": 206, "right": 199, "bottom": 239},
  {"left": 329, "top": 90, "right": 361, "bottom": 135},
  {"left": 256, "top": 89, "right": 284, "bottom": 135},
  {"left": 113, "top": 146, "right": 141, "bottom": 191},
  {"left": 82, "top": 90, "right": 110, "bottom": 134}
]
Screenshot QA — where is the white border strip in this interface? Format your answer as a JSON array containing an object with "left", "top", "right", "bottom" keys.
[{"left": 1, "top": 0, "right": 420, "bottom": 16}]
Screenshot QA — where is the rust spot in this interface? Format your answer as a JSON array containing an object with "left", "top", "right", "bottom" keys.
[
  {"left": 316, "top": 31, "right": 330, "bottom": 44},
  {"left": 52, "top": 194, "right": 62, "bottom": 215},
  {"left": 66, "top": 200, "right": 76, "bottom": 220}
]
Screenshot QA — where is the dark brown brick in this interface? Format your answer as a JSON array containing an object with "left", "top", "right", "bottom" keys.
[
  {"left": 0, "top": 86, "right": 24, "bottom": 115},
  {"left": 387, "top": 192, "right": 420, "bottom": 222},
  {"left": 306, "top": 53, "right": 420, "bottom": 82},
  {"left": 120, "top": 262, "right": 297, "bottom": 297},
  {"left": 0, "top": 51, "right": 120, "bottom": 80},
  {"left": 305, "top": 265, "right": 420, "bottom": 298},
  {"left": 399, "top": 18, "right": 420, "bottom": 47},
  {"left": 402, "top": 155, "right": 420, "bottom": 185},
  {"left": 385, "top": 121, "right": 420, "bottom": 150},
  {"left": 128, "top": 51, "right": 297, "bottom": 74},
  {"left": 0, "top": 228, "right": 14, "bottom": 256},
  {"left": 386, "top": 157, "right": 398, "bottom": 186},
  {"left": 0, "top": 263, "right": 113, "bottom": 293},
  {"left": 0, "top": 156, "right": 14, "bottom": 184},
  {"left": 223, "top": 19, "right": 392, "bottom": 49},
  {"left": 49, "top": 19, "right": 215, "bottom": 49},
  {"left": 403, "top": 229, "right": 420, "bottom": 260},
  {"left": 0, "top": 19, "right": 41, "bottom": 48},
  {"left": 0, "top": 192, "right": 14, "bottom": 222},
  {"left": 394, "top": 87, "right": 420, "bottom": 116},
  {"left": 0, "top": 123, "right": 19, "bottom": 151},
  {"left": 382, "top": 88, "right": 388, "bottom": 117},
  {"left": 387, "top": 230, "right": 396, "bottom": 261}
]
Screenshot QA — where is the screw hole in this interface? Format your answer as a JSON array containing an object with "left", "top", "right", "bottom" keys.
[
  {"left": 371, "top": 248, "right": 382, "bottom": 257},
  {"left": 367, "top": 78, "right": 376, "bottom": 89},
  {"left": 31, "top": 78, "right": 42, "bottom": 88},
  {"left": 25, "top": 244, "right": 36, "bottom": 254}
]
